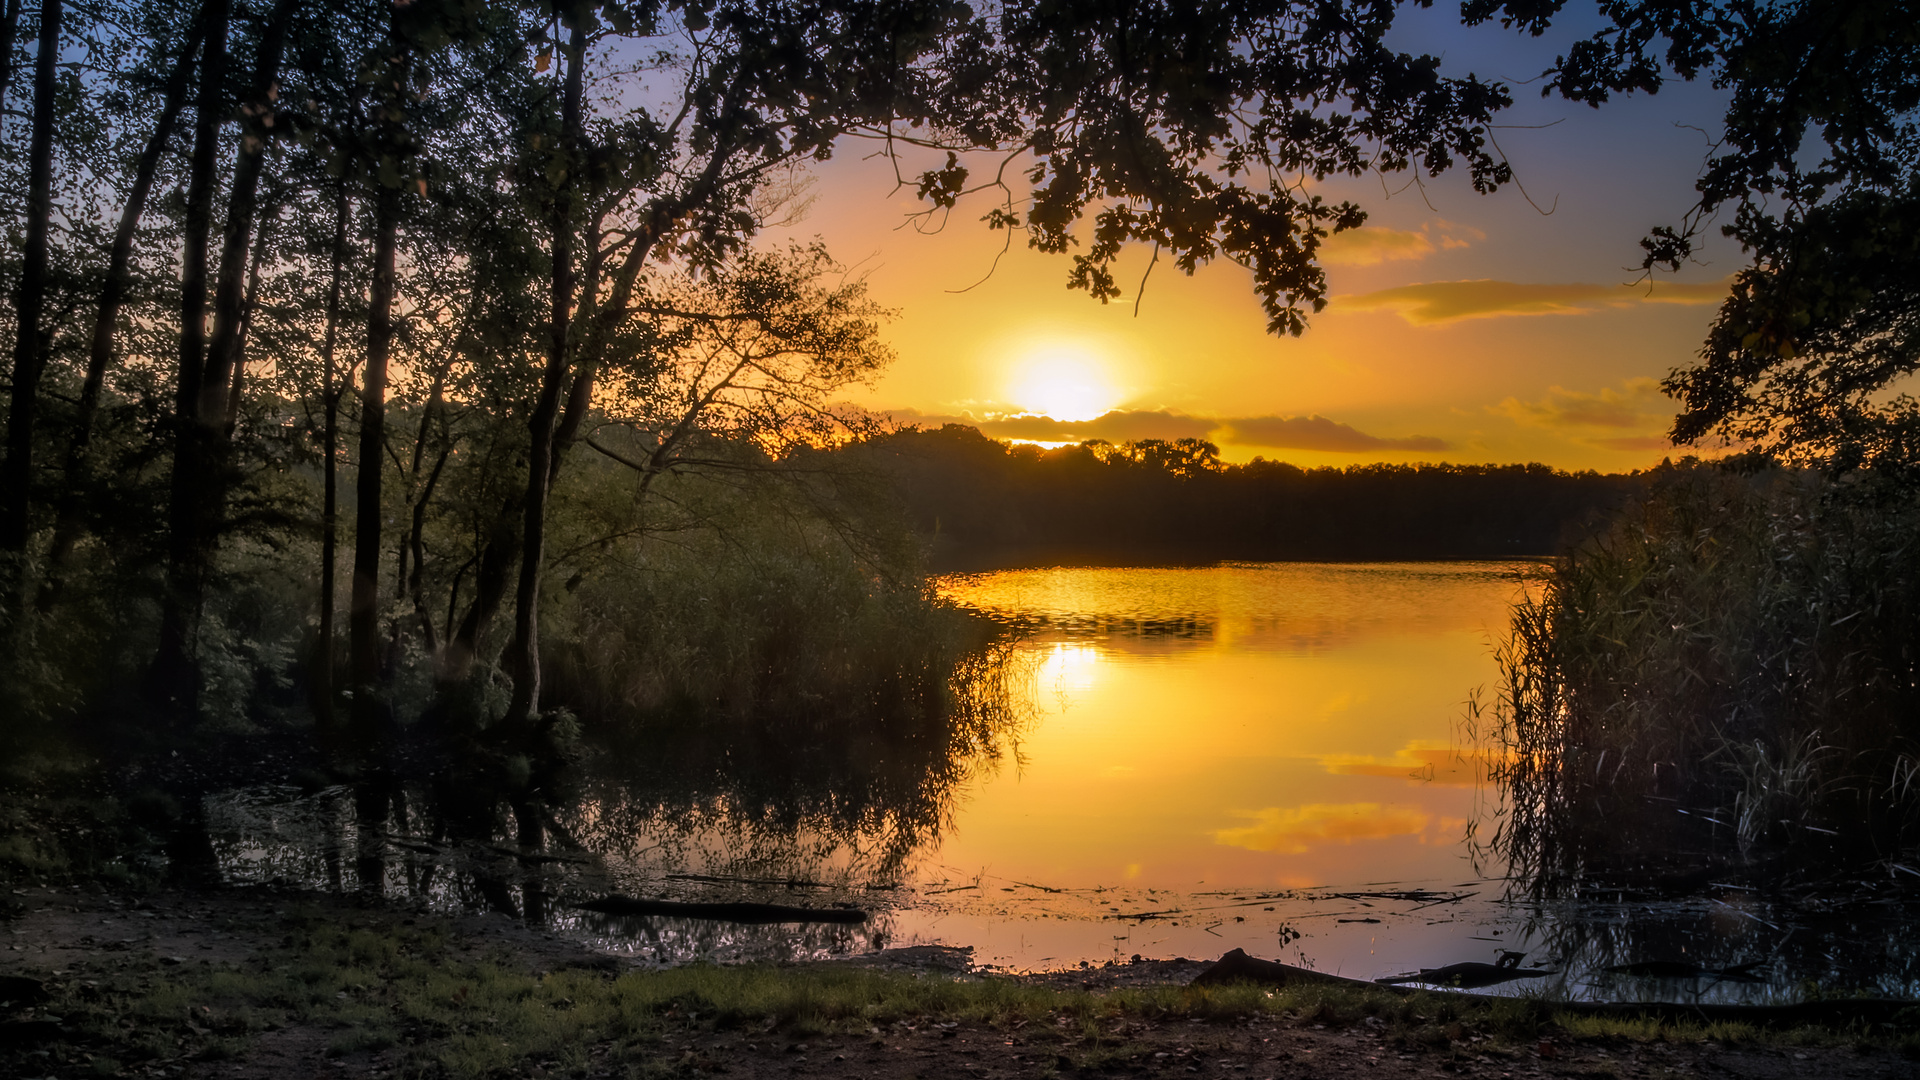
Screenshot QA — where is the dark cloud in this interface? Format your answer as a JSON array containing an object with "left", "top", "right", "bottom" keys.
[
  {"left": 1033, "top": 409, "right": 1218, "bottom": 443},
  {"left": 879, "top": 407, "right": 1446, "bottom": 454},
  {"left": 1222, "top": 415, "right": 1448, "bottom": 452},
  {"left": 878, "top": 407, "right": 1216, "bottom": 443}
]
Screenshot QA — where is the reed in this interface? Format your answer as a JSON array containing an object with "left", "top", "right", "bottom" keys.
[{"left": 1484, "top": 461, "right": 1920, "bottom": 888}]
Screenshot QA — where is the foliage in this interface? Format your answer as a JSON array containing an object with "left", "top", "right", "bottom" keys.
[
  {"left": 1469, "top": 0, "right": 1920, "bottom": 468},
  {"left": 1484, "top": 460, "right": 1920, "bottom": 890},
  {"left": 926, "top": 0, "right": 1515, "bottom": 335}
]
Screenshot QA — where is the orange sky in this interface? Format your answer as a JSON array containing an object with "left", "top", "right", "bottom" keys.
[{"left": 762, "top": 9, "right": 1741, "bottom": 473}]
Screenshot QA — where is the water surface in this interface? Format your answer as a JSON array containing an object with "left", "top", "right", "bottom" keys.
[
  {"left": 205, "top": 561, "right": 1920, "bottom": 1001},
  {"left": 880, "top": 562, "right": 1530, "bottom": 974}
]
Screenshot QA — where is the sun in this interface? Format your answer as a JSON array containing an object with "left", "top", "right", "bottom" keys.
[{"left": 1008, "top": 344, "right": 1124, "bottom": 421}]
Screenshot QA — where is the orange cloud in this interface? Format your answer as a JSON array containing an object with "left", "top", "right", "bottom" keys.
[
  {"left": 1340, "top": 278, "right": 1730, "bottom": 324},
  {"left": 1319, "top": 741, "right": 1516, "bottom": 786},
  {"left": 1212, "top": 802, "right": 1432, "bottom": 854},
  {"left": 1590, "top": 435, "right": 1675, "bottom": 452},
  {"left": 1495, "top": 377, "right": 1673, "bottom": 434},
  {"left": 1320, "top": 221, "right": 1483, "bottom": 267}
]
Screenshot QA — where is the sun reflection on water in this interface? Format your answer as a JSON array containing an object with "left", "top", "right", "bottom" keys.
[
  {"left": 933, "top": 561, "right": 1547, "bottom": 890},
  {"left": 1036, "top": 642, "right": 1103, "bottom": 703}
]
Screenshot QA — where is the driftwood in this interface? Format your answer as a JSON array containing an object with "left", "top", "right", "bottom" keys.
[
  {"left": 573, "top": 895, "right": 868, "bottom": 924},
  {"left": 1378, "top": 951, "right": 1555, "bottom": 988},
  {"left": 1190, "top": 949, "right": 1920, "bottom": 1027}
]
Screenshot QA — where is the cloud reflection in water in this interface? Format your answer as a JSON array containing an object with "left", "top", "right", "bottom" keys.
[{"left": 1212, "top": 802, "right": 1434, "bottom": 854}]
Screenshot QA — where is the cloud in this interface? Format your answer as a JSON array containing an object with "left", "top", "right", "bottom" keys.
[
  {"left": 1319, "top": 741, "right": 1515, "bottom": 787},
  {"left": 1495, "top": 377, "right": 1671, "bottom": 431},
  {"left": 881, "top": 407, "right": 1445, "bottom": 454},
  {"left": 1590, "top": 435, "right": 1675, "bottom": 452},
  {"left": 1341, "top": 277, "right": 1730, "bottom": 324},
  {"left": 1224, "top": 415, "right": 1448, "bottom": 453},
  {"left": 1213, "top": 802, "right": 1432, "bottom": 854},
  {"left": 880, "top": 407, "right": 1219, "bottom": 443},
  {"left": 1320, "top": 221, "right": 1483, "bottom": 267},
  {"left": 1000, "top": 409, "right": 1220, "bottom": 444}
]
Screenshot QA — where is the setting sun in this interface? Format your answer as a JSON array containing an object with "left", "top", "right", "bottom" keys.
[{"left": 1007, "top": 344, "right": 1124, "bottom": 421}]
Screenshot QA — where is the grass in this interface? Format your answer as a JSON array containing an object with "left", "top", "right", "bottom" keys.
[{"left": 12, "top": 904, "right": 1913, "bottom": 1079}]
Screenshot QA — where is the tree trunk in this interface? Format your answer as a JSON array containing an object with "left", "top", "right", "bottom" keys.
[
  {"left": 350, "top": 187, "right": 400, "bottom": 757},
  {"left": 549, "top": 212, "right": 606, "bottom": 483},
  {"left": 348, "top": 172, "right": 402, "bottom": 895},
  {"left": 314, "top": 185, "right": 351, "bottom": 738},
  {"left": 441, "top": 502, "right": 520, "bottom": 688},
  {"left": 222, "top": 206, "right": 276, "bottom": 437},
  {"left": 503, "top": 23, "right": 586, "bottom": 725},
  {"left": 405, "top": 406, "right": 451, "bottom": 652},
  {"left": 0, "top": 0, "right": 23, "bottom": 107},
  {"left": 396, "top": 350, "right": 452, "bottom": 651},
  {"left": 202, "top": 0, "right": 293, "bottom": 429},
  {"left": 1, "top": 0, "right": 65, "bottom": 572},
  {"left": 150, "top": 0, "right": 230, "bottom": 716},
  {"left": 37, "top": 8, "right": 207, "bottom": 613}
]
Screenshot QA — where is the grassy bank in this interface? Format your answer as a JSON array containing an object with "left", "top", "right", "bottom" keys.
[
  {"left": 1487, "top": 460, "right": 1920, "bottom": 887},
  {"left": 4, "top": 889, "right": 1912, "bottom": 1080}
]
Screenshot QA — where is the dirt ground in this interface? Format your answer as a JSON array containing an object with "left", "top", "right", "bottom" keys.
[{"left": 3, "top": 884, "right": 1915, "bottom": 1080}]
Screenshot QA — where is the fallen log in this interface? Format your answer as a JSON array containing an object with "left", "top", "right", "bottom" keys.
[
  {"left": 1378, "top": 952, "right": 1555, "bottom": 988},
  {"left": 573, "top": 896, "right": 868, "bottom": 924}
]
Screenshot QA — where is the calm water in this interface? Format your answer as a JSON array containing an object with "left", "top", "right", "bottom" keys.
[
  {"left": 206, "top": 562, "right": 1920, "bottom": 1001},
  {"left": 881, "top": 563, "right": 1529, "bottom": 969}
]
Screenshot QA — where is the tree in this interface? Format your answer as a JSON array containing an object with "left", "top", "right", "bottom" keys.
[
  {"left": 1469, "top": 0, "right": 1920, "bottom": 468},
  {"left": 2, "top": 0, "right": 63, "bottom": 580},
  {"left": 472, "top": 0, "right": 1524, "bottom": 728}
]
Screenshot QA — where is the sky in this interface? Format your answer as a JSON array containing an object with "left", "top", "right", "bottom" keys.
[{"left": 760, "top": 4, "right": 1744, "bottom": 473}]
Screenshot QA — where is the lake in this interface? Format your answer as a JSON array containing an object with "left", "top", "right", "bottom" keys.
[
  {"left": 206, "top": 561, "right": 1920, "bottom": 1001},
  {"left": 888, "top": 561, "right": 1532, "bottom": 970}
]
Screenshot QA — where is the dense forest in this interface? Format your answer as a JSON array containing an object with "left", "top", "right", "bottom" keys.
[{"left": 850, "top": 425, "right": 1647, "bottom": 568}]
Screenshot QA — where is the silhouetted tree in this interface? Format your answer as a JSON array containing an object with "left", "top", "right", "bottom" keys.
[{"left": 1471, "top": 0, "right": 1920, "bottom": 469}]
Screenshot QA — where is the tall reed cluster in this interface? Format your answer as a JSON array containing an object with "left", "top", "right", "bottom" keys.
[{"left": 1487, "top": 461, "right": 1920, "bottom": 889}]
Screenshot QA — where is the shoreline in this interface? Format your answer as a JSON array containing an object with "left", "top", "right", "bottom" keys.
[{"left": 5, "top": 883, "right": 1917, "bottom": 1079}]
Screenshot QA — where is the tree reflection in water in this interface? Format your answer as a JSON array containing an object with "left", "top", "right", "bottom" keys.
[{"left": 203, "top": 641, "right": 1032, "bottom": 962}]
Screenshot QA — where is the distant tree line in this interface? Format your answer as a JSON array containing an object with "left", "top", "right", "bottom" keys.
[{"left": 850, "top": 426, "right": 1650, "bottom": 568}]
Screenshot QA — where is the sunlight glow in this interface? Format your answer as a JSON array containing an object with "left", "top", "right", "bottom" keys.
[
  {"left": 1037, "top": 642, "right": 1103, "bottom": 701},
  {"left": 1008, "top": 344, "right": 1123, "bottom": 421}
]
